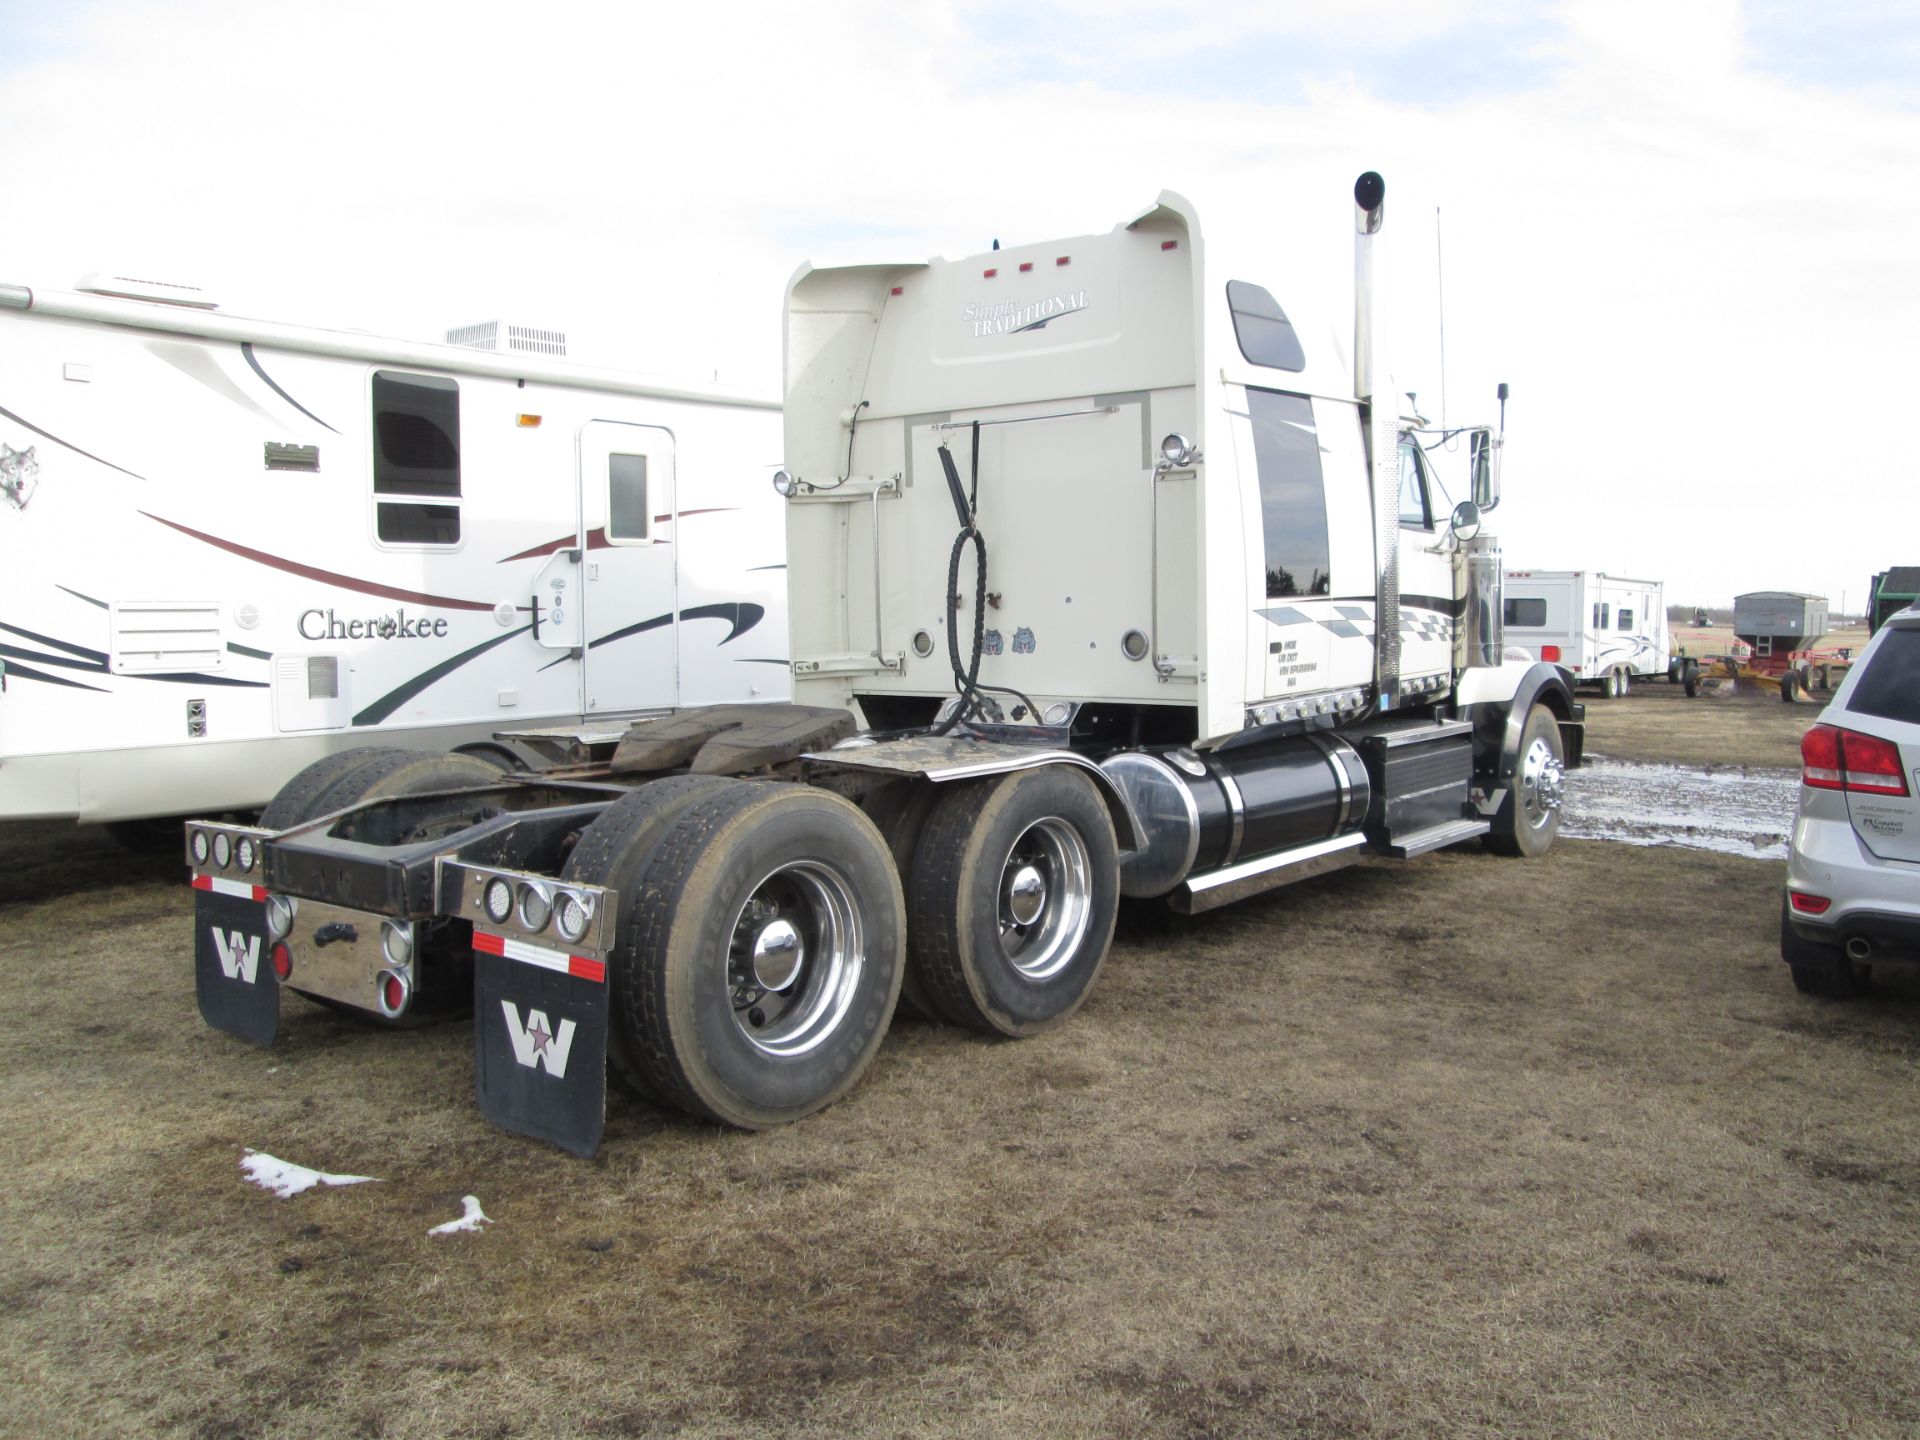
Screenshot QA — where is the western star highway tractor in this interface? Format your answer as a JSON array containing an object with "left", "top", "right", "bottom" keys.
[{"left": 186, "top": 174, "right": 1584, "bottom": 1156}]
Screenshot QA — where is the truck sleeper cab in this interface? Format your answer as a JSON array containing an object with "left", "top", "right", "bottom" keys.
[{"left": 187, "top": 174, "right": 1582, "bottom": 1156}]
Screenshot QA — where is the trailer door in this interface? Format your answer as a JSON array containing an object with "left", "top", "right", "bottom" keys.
[{"left": 578, "top": 421, "right": 678, "bottom": 717}]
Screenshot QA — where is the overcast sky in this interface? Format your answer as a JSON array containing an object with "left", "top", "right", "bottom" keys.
[{"left": 4, "top": 0, "right": 1916, "bottom": 610}]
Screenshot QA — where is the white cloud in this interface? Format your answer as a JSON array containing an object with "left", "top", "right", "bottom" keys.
[{"left": 2, "top": 0, "right": 1914, "bottom": 604}]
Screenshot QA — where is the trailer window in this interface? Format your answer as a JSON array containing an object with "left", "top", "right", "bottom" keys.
[
  {"left": 1227, "top": 281, "right": 1306, "bottom": 373},
  {"left": 1618, "top": 608, "right": 1634, "bottom": 630},
  {"left": 372, "top": 371, "right": 460, "bottom": 545},
  {"left": 1397, "top": 440, "right": 1432, "bottom": 528},
  {"left": 1247, "top": 388, "right": 1330, "bottom": 598},
  {"left": 1593, "top": 602, "right": 1610, "bottom": 629},
  {"left": 1505, "top": 597, "right": 1547, "bottom": 627},
  {"left": 607, "top": 452, "right": 650, "bottom": 542}
]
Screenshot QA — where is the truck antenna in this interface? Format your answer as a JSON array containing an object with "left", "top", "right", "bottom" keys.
[{"left": 1436, "top": 206, "right": 1446, "bottom": 429}]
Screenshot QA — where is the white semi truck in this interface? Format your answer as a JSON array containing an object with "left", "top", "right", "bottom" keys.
[{"left": 185, "top": 173, "right": 1584, "bottom": 1156}]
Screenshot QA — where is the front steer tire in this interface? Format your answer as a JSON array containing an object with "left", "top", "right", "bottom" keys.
[
  {"left": 1486, "top": 703, "right": 1565, "bottom": 859},
  {"left": 618, "top": 783, "right": 904, "bottom": 1129},
  {"left": 908, "top": 766, "right": 1120, "bottom": 1037}
]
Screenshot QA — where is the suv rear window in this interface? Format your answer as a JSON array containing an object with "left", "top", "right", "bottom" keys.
[{"left": 1847, "top": 627, "right": 1920, "bottom": 722}]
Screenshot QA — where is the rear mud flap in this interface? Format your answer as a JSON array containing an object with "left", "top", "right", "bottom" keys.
[
  {"left": 193, "top": 881, "right": 279, "bottom": 1047},
  {"left": 473, "top": 934, "right": 609, "bottom": 1157}
]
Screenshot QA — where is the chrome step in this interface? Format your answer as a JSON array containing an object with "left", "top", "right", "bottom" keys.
[{"left": 1381, "top": 817, "right": 1490, "bottom": 859}]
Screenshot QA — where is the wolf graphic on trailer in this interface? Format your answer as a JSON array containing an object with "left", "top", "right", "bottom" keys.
[{"left": 0, "top": 275, "right": 789, "bottom": 826}]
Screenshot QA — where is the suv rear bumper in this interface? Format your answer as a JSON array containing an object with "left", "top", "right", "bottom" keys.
[{"left": 1786, "top": 811, "right": 1920, "bottom": 958}]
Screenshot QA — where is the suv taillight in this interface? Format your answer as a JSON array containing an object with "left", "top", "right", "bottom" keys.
[{"left": 1801, "top": 723, "right": 1910, "bottom": 795}]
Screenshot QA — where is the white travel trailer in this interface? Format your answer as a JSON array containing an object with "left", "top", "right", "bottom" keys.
[
  {"left": 0, "top": 277, "right": 788, "bottom": 826},
  {"left": 1501, "top": 570, "right": 1670, "bottom": 696}
]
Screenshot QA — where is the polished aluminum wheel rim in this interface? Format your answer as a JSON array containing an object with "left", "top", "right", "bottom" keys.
[
  {"left": 998, "top": 817, "right": 1092, "bottom": 980},
  {"left": 1519, "top": 737, "right": 1566, "bottom": 832},
  {"left": 725, "top": 861, "right": 864, "bottom": 1057}
]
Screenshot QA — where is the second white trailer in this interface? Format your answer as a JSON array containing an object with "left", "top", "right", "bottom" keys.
[{"left": 1502, "top": 570, "right": 1670, "bottom": 696}]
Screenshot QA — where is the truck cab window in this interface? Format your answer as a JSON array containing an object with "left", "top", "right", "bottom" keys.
[
  {"left": 1227, "top": 281, "right": 1306, "bottom": 372},
  {"left": 372, "top": 371, "right": 460, "bottom": 545},
  {"left": 1396, "top": 439, "right": 1432, "bottom": 529},
  {"left": 607, "top": 453, "right": 650, "bottom": 542},
  {"left": 1247, "top": 388, "right": 1330, "bottom": 597}
]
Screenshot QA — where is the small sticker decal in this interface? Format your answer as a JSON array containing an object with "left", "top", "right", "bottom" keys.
[
  {"left": 983, "top": 629, "right": 1004, "bottom": 656},
  {"left": 0, "top": 443, "right": 39, "bottom": 510},
  {"left": 1012, "top": 627, "right": 1036, "bottom": 654}
]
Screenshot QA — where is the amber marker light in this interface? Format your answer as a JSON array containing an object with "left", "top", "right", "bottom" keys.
[{"left": 516, "top": 414, "right": 543, "bottom": 427}]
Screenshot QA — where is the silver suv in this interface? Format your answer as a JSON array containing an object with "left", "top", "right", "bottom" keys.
[{"left": 1782, "top": 606, "right": 1920, "bottom": 995}]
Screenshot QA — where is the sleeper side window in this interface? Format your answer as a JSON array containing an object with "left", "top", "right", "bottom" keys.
[
  {"left": 1227, "top": 281, "right": 1306, "bottom": 372},
  {"left": 372, "top": 371, "right": 460, "bottom": 545},
  {"left": 1247, "top": 388, "right": 1331, "bottom": 598},
  {"left": 607, "top": 453, "right": 650, "bottom": 542}
]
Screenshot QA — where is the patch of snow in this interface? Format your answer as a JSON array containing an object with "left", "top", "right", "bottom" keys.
[
  {"left": 240, "top": 1148, "right": 378, "bottom": 1199},
  {"left": 429, "top": 1195, "right": 492, "bottom": 1236},
  {"left": 1562, "top": 758, "right": 1799, "bottom": 860}
]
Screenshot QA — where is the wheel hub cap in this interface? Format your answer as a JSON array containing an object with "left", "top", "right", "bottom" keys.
[
  {"left": 751, "top": 918, "right": 804, "bottom": 991},
  {"left": 1006, "top": 864, "right": 1047, "bottom": 926},
  {"left": 1519, "top": 737, "right": 1566, "bottom": 827}
]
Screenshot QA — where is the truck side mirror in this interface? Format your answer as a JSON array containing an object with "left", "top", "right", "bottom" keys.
[
  {"left": 1449, "top": 500, "right": 1481, "bottom": 542},
  {"left": 1469, "top": 428, "right": 1501, "bottom": 512}
]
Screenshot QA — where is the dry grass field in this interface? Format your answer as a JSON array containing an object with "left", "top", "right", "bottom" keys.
[{"left": 3, "top": 682, "right": 1917, "bottom": 1438}]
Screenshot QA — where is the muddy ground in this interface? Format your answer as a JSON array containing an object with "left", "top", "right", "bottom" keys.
[{"left": 3, "top": 686, "right": 1917, "bottom": 1438}]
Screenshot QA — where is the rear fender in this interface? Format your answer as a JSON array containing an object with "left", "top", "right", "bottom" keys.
[{"left": 805, "top": 737, "right": 1142, "bottom": 852}]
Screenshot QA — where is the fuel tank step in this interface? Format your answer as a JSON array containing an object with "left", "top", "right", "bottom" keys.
[{"left": 1378, "top": 817, "right": 1490, "bottom": 858}]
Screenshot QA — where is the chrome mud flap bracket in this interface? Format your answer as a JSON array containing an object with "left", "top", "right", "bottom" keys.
[
  {"left": 473, "top": 932, "right": 610, "bottom": 1157},
  {"left": 193, "top": 874, "right": 279, "bottom": 1047}
]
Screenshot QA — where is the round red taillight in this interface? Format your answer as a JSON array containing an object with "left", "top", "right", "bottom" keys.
[
  {"left": 271, "top": 943, "right": 293, "bottom": 981},
  {"left": 381, "top": 972, "right": 408, "bottom": 1015}
]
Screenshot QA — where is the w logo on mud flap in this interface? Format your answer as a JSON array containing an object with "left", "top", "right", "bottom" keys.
[
  {"left": 500, "top": 1001, "right": 577, "bottom": 1078},
  {"left": 211, "top": 929, "right": 261, "bottom": 984}
]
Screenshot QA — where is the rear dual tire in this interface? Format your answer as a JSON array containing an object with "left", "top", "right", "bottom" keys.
[
  {"left": 907, "top": 767, "right": 1120, "bottom": 1037},
  {"left": 576, "top": 782, "right": 905, "bottom": 1129}
]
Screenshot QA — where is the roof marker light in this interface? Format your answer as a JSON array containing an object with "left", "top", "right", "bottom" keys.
[
  {"left": 1019, "top": 262, "right": 1033, "bottom": 273},
  {"left": 516, "top": 414, "right": 542, "bottom": 428},
  {"left": 890, "top": 286, "right": 903, "bottom": 296},
  {"left": 984, "top": 268, "right": 998, "bottom": 278},
  {"left": 1056, "top": 255, "right": 1071, "bottom": 266},
  {"left": 1161, "top": 240, "right": 1178, "bottom": 251}
]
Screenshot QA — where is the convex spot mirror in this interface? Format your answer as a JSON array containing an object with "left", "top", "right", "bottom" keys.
[
  {"left": 1469, "top": 429, "right": 1501, "bottom": 511},
  {"left": 1450, "top": 500, "right": 1482, "bottom": 542}
]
